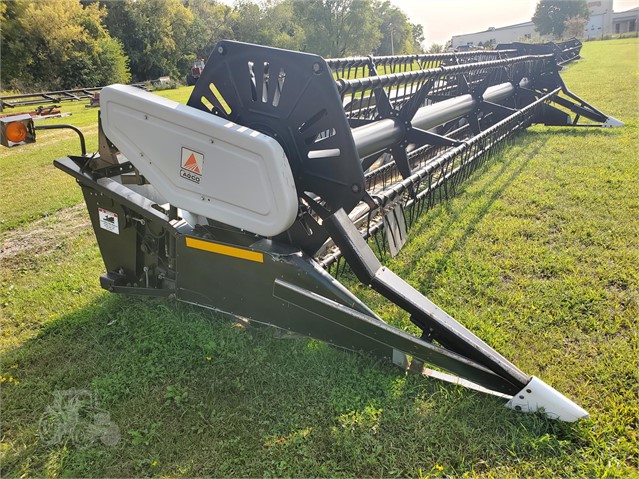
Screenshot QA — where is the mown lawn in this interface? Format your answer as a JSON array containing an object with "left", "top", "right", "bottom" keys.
[{"left": 1, "top": 39, "right": 637, "bottom": 477}]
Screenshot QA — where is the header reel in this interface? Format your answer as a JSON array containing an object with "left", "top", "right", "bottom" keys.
[{"left": 52, "top": 40, "right": 622, "bottom": 422}]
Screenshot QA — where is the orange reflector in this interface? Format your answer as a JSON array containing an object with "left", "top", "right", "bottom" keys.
[
  {"left": 0, "top": 113, "right": 35, "bottom": 147},
  {"left": 6, "top": 121, "right": 27, "bottom": 143}
]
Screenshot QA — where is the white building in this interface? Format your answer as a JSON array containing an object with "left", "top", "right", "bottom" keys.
[
  {"left": 611, "top": 7, "right": 638, "bottom": 35},
  {"left": 583, "top": 0, "right": 614, "bottom": 40},
  {"left": 451, "top": 22, "right": 541, "bottom": 49},
  {"left": 450, "top": 0, "right": 637, "bottom": 49}
]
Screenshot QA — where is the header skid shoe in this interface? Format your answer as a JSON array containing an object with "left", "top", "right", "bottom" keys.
[{"left": 54, "top": 39, "right": 621, "bottom": 423}]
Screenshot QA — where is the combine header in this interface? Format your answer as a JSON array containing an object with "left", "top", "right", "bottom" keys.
[
  {"left": 496, "top": 38, "right": 583, "bottom": 65},
  {"left": 49, "top": 40, "right": 622, "bottom": 422}
]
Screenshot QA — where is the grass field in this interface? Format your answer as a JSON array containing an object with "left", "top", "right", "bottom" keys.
[{"left": 1, "top": 39, "right": 637, "bottom": 477}]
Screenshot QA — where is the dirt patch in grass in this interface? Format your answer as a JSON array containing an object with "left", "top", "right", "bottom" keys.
[{"left": 0, "top": 203, "right": 89, "bottom": 268}]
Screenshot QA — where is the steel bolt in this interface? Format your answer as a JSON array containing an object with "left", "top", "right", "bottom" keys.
[
  {"left": 217, "top": 46, "right": 225, "bottom": 54},
  {"left": 312, "top": 62, "right": 321, "bottom": 73}
]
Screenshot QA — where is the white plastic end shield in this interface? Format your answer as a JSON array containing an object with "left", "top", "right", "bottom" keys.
[
  {"left": 100, "top": 84, "right": 298, "bottom": 237},
  {"left": 505, "top": 376, "right": 589, "bottom": 422}
]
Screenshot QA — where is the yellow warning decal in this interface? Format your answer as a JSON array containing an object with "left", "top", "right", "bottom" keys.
[{"left": 185, "top": 237, "right": 264, "bottom": 263}]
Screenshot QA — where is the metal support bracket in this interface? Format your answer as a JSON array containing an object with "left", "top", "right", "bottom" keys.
[{"left": 321, "top": 208, "right": 530, "bottom": 394}]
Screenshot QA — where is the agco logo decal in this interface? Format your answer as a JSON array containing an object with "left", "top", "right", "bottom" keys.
[{"left": 180, "top": 147, "right": 203, "bottom": 184}]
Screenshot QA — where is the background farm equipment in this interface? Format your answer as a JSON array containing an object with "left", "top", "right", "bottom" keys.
[
  {"left": 0, "top": 105, "right": 66, "bottom": 121},
  {"left": 45, "top": 39, "right": 622, "bottom": 422},
  {"left": 186, "top": 59, "right": 206, "bottom": 86},
  {"left": 0, "top": 87, "right": 101, "bottom": 112},
  {"left": 86, "top": 93, "right": 101, "bottom": 108},
  {"left": 0, "top": 84, "right": 148, "bottom": 112}
]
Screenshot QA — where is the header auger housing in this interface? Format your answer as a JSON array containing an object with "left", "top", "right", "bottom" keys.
[{"left": 53, "top": 39, "right": 622, "bottom": 422}]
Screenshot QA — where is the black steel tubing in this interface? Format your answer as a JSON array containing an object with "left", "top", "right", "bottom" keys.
[
  {"left": 35, "top": 124, "right": 86, "bottom": 155},
  {"left": 350, "top": 81, "right": 517, "bottom": 161},
  {"left": 319, "top": 88, "right": 560, "bottom": 270},
  {"left": 412, "top": 82, "right": 514, "bottom": 130},
  {"left": 372, "top": 86, "right": 560, "bottom": 207},
  {"left": 351, "top": 118, "right": 405, "bottom": 159}
]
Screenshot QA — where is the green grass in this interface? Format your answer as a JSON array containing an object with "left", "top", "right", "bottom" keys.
[{"left": 1, "top": 39, "right": 637, "bottom": 477}]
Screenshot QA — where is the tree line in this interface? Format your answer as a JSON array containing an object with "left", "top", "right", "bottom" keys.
[
  {"left": 0, "top": 0, "right": 424, "bottom": 91},
  {"left": 532, "top": 0, "right": 590, "bottom": 39}
]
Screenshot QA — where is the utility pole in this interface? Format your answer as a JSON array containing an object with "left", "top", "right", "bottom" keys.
[{"left": 389, "top": 22, "right": 395, "bottom": 55}]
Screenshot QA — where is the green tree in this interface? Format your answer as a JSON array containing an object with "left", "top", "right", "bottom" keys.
[
  {"left": 374, "top": 1, "right": 417, "bottom": 55},
  {"left": 230, "top": 1, "right": 265, "bottom": 45},
  {"left": 1, "top": 0, "right": 129, "bottom": 90},
  {"left": 102, "top": 0, "right": 194, "bottom": 81},
  {"left": 186, "top": 0, "right": 236, "bottom": 59},
  {"left": 260, "top": 0, "right": 306, "bottom": 51},
  {"left": 532, "top": 0, "right": 590, "bottom": 38},
  {"left": 427, "top": 43, "right": 444, "bottom": 54},
  {"left": 411, "top": 23, "right": 425, "bottom": 53},
  {"left": 563, "top": 15, "right": 588, "bottom": 38},
  {"left": 229, "top": 0, "right": 305, "bottom": 51},
  {"left": 291, "top": 0, "right": 381, "bottom": 57}
]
